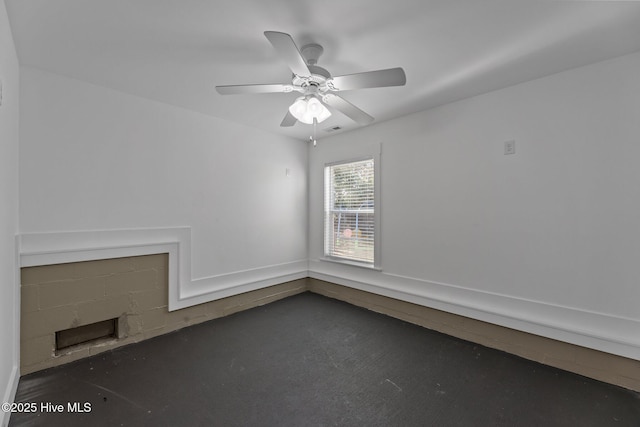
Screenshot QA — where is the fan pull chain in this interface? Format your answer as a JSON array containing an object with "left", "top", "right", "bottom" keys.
[{"left": 311, "top": 117, "right": 317, "bottom": 147}]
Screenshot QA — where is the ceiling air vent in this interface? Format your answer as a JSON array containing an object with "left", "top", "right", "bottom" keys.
[{"left": 325, "top": 126, "right": 342, "bottom": 133}]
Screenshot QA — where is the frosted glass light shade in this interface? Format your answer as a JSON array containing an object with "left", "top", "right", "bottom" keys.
[{"left": 289, "top": 96, "right": 331, "bottom": 124}]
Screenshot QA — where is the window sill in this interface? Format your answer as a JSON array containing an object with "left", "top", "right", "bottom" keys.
[{"left": 319, "top": 257, "right": 382, "bottom": 271}]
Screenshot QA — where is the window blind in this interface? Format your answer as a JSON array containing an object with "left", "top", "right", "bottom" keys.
[{"left": 324, "top": 159, "right": 375, "bottom": 264}]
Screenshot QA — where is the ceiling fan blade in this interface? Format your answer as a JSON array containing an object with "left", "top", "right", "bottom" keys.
[
  {"left": 329, "top": 67, "right": 406, "bottom": 91},
  {"left": 215, "top": 83, "right": 293, "bottom": 95},
  {"left": 264, "top": 31, "right": 311, "bottom": 77},
  {"left": 280, "top": 110, "right": 297, "bottom": 127},
  {"left": 322, "top": 94, "right": 374, "bottom": 125}
]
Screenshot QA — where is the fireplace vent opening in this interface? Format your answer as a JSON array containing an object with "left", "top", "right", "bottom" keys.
[{"left": 56, "top": 318, "right": 119, "bottom": 353}]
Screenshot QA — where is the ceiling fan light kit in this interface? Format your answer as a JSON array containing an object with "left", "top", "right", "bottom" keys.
[
  {"left": 289, "top": 96, "right": 331, "bottom": 124},
  {"left": 215, "top": 31, "right": 407, "bottom": 132}
]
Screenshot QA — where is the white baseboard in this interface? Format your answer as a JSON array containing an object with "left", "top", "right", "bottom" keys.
[
  {"left": 308, "top": 260, "right": 640, "bottom": 361},
  {"left": 1, "top": 364, "right": 19, "bottom": 427},
  {"left": 176, "top": 260, "right": 309, "bottom": 309}
]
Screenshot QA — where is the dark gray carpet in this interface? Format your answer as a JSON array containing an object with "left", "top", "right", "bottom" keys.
[{"left": 9, "top": 292, "right": 640, "bottom": 426}]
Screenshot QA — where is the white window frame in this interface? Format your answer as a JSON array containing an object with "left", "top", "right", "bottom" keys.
[{"left": 322, "top": 147, "right": 381, "bottom": 269}]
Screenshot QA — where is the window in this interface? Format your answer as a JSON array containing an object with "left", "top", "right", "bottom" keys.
[{"left": 324, "top": 158, "right": 375, "bottom": 265}]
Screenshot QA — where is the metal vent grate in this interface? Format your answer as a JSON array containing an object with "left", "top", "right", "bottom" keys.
[{"left": 324, "top": 126, "right": 342, "bottom": 132}]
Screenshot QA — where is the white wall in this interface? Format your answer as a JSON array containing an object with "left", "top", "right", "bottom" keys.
[
  {"left": 309, "top": 52, "right": 640, "bottom": 360},
  {"left": 0, "top": 0, "right": 20, "bottom": 423},
  {"left": 19, "top": 67, "right": 308, "bottom": 305}
]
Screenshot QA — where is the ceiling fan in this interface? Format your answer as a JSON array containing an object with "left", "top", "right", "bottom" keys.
[{"left": 215, "top": 31, "right": 406, "bottom": 127}]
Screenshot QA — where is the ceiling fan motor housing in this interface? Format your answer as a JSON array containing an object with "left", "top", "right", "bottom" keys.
[
  {"left": 292, "top": 64, "right": 331, "bottom": 95},
  {"left": 291, "top": 43, "right": 332, "bottom": 94}
]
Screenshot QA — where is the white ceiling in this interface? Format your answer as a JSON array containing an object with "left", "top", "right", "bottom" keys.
[{"left": 6, "top": 0, "right": 640, "bottom": 141}]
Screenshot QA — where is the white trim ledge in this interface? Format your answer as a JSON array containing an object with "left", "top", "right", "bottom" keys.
[
  {"left": 308, "top": 259, "right": 640, "bottom": 361},
  {"left": 18, "top": 229, "right": 307, "bottom": 312},
  {"left": 319, "top": 257, "right": 382, "bottom": 271},
  {"left": 16, "top": 229, "right": 640, "bottom": 362},
  {"left": 178, "top": 260, "right": 308, "bottom": 309}
]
